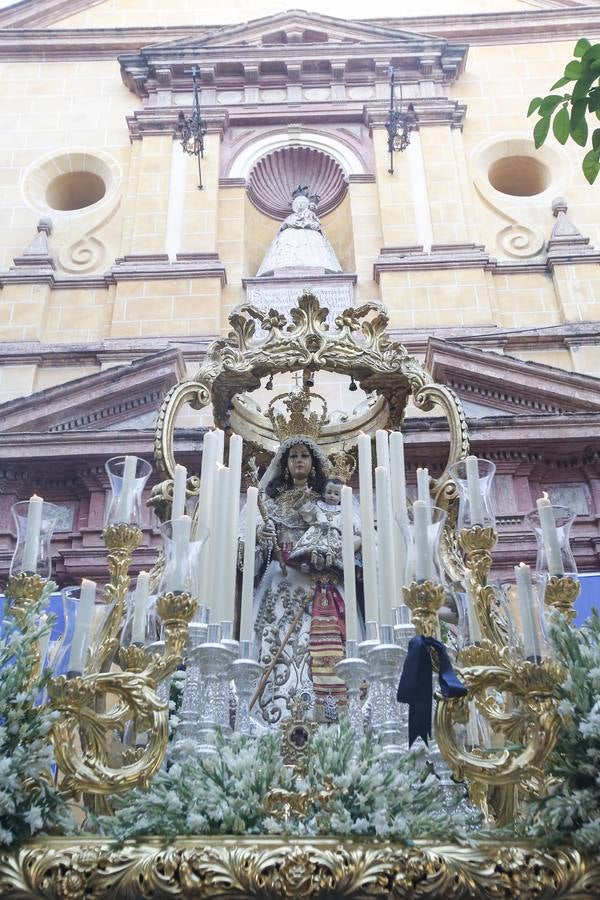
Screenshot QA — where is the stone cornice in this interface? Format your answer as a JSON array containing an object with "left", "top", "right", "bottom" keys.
[
  {"left": 0, "top": 252, "right": 227, "bottom": 289},
  {"left": 363, "top": 99, "right": 467, "bottom": 131},
  {"left": 1, "top": 322, "right": 599, "bottom": 367},
  {"left": 373, "top": 243, "right": 600, "bottom": 281},
  {"left": 126, "top": 109, "right": 229, "bottom": 140},
  {"left": 0, "top": 8, "right": 599, "bottom": 60}
]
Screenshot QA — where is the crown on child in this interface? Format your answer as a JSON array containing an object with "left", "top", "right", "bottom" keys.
[
  {"left": 266, "top": 388, "right": 329, "bottom": 442},
  {"left": 328, "top": 450, "right": 356, "bottom": 483}
]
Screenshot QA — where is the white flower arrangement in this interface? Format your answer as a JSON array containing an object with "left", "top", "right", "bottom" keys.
[
  {"left": 522, "top": 610, "right": 600, "bottom": 851},
  {"left": 94, "top": 720, "right": 480, "bottom": 842},
  {"left": 0, "top": 585, "right": 72, "bottom": 847}
]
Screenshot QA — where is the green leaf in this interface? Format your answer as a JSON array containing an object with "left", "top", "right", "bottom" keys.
[
  {"left": 533, "top": 115, "right": 551, "bottom": 148},
  {"left": 593, "top": 128, "right": 600, "bottom": 150},
  {"left": 572, "top": 78, "right": 595, "bottom": 102},
  {"left": 571, "top": 113, "right": 589, "bottom": 147},
  {"left": 588, "top": 88, "right": 600, "bottom": 112},
  {"left": 565, "top": 60, "right": 582, "bottom": 80},
  {"left": 571, "top": 97, "right": 588, "bottom": 124},
  {"left": 539, "top": 94, "right": 564, "bottom": 115},
  {"left": 574, "top": 38, "right": 592, "bottom": 58},
  {"left": 582, "top": 148, "right": 600, "bottom": 184},
  {"left": 553, "top": 106, "right": 571, "bottom": 144},
  {"left": 551, "top": 76, "right": 571, "bottom": 90},
  {"left": 527, "top": 96, "right": 543, "bottom": 117},
  {"left": 581, "top": 43, "right": 600, "bottom": 64}
]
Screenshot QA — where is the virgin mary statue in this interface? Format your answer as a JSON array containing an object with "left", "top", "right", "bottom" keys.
[
  {"left": 256, "top": 187, "right": 342, "bottom": 277},
  {"left": 248, "top": 390, "right": 360, "bottom": 726}
]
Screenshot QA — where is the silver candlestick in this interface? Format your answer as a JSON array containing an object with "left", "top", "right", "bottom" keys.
[
  {"left": 368, "top": 624, "right": 407, "bottom": 760},
  {"left": 335, "top": 639, "right": 368, "bottom": 737},
  {"left": 172, "top": 617, "right": 208, "bottom": 747},
  {"left": 180, "top": 622, "right": 232, "bottom": 757},
  {"left": 359, "top": 620, "right": 380, "bottom": 732},
  {"left": 232, "top": 640, "right": 264, "bottom": 735}
]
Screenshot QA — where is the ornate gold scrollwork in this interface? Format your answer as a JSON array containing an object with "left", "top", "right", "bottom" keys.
[
  {"left": 0, "top": 837, "right": 597, "bottom": 899},
  {"left": 154, "top": 293, "right": 469, "bottom": 482},
  {"left": 93, "top": 524, "right": 142, "bottom": 674}
]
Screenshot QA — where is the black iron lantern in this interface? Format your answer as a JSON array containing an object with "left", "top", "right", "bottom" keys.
[
  {"left": 385, "top": 69, "right": 417, "bottom": 175},
  {"left": 178, "top": 65, "right": 207, "bottom": 189}
]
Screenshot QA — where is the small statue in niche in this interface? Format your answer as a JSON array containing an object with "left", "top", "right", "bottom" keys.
[{"left": 257, "top": 186, "right": 342, "bottom": 277}]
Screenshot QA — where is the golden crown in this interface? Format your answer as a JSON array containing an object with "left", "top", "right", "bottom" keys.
[
  {"left": 266, "top": 388, "right": 329, "bottom": 442},
  {"left": 328, "top": 449, "right": 357, "bottom": 483}
]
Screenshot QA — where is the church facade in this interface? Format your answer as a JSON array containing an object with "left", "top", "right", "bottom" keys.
[{"left": 0, "top": 0, "right": 599, "bottom": 595}]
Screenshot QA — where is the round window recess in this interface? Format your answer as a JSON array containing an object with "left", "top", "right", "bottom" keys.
[
  {"left": 45, "top": 171, "right": 107, "bottom": 211},
  {"left": 488, "top": 155, "right": 550, "bottom": 197}
]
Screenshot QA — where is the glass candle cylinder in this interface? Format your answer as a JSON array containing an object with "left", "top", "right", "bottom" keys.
[
  {"left": 121, "top": 594, "right": 160, "bottom": 648},
  {"left": 448, "top": 457, "right": 496, "bottom": 531},
  {"left": 10, "top": 499, "right": 62, "bottom": 578},
  {"left": 513, "top": 563, "right": 550, "bottom": 662},
  {"left": 159, "top": 519, "right": 209, "bottom": 595},
  {"left": 397, "top": 504, "right": 447, "bottom": 585},
  {"left": 104, "top": 456, "right": 152, "bottom": 527},
  {"left": 45, "top": 588, "right": 79, "bottom": 677},
  {"left": 61, "top": 583, "right": 113, "bottom": 675},
  {"left": 525, "top": 504, "right": 577, "bottom": 578}
]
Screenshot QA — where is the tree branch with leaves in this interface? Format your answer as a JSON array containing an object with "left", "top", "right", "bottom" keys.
[{"left": 529, "top": 38, "right": 600, "bottom": 184}]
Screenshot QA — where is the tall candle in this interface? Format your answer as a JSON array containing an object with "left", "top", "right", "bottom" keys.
[
  {"left": 390, "top": 431, "right": 408, "bottom": 591},
  {"left": 115, "top": 455, "right": 137, "bottom": 523},
  {"left": 223, "top": 436, "right": 243, "bottom": 623},
  {"left": 515, "top": 562, "right": 541, "bottom": 660},
  {"left": 536, "top": 493, "right": 564, "bottom": 575},
  {"left": 172, "top": 464, "right": 187, "bottom": 521},
  {"left": 358, "top": 433, "right": 378, "bottom": 624},
  {"left": 341, "top": 486, "right": 358, "bottom": 644},
  {"left": 239, "top": 487, "right": 258, "bottom": 643},
  {"left": 67, "top": 579, "right": 96, "bottom": 673},
  {"left": 375, "top": 429, "right": 390, "bottom": 472},
  {"left": 464, "top": 569, "right": 482, "bottom": 643},
  {"left": 465, "top": 456, "right": 484, "bottom": 526},
  {"left": 195, "top": 432, "right": 218, "bottom": 606},
  {"left": 375, "top": 466, "right": 396, "bottom": 626},
  {"left": 171, "top": 515, "right": 192, "bottom": 592},
  {"left": 214, "top": 428, "right": 224, "bottom": 465},
  {"left": 413, "top": 500, "right": 431, "bottom": 582},
  {"left": 21, "top": 494, "right": 43, "bottom": 573},
  {"left": 416, "top": 467, "right": 431, "bottom": 523},
  {"left": 131, "top": 570, "right": 150, "bottom": 644},
  {"left": 209, "top": 466, "right": 229, "bottom": 620}
]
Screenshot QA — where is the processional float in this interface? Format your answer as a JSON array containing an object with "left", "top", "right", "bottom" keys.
[{"left": 0, "top": 293, "right": 597, "bottom": 898}]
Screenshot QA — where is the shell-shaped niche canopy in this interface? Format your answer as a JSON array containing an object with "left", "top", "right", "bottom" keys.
[{"left": 247, "top": 146, "right": 348, "bottom": 220}]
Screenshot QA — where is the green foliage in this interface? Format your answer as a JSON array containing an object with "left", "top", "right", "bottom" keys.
[
  {"left": 521, "top": 611, "right": 600, "bottom": 851},
  {"left": 94, "top": 721, "right": 481, "bottom": 842},
  {"left": 529, "top": 39, "right": 600, "bottom": 182},
  {"left": 0, "top": 585, "right": 73, "bottom": 846}
]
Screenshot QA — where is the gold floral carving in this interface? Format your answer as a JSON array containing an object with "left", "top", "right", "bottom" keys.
[
  {"left": 153, "top": 294, "right": 469, "bottom": 510},
  {"left": 0, "top": 837, "right": 598, "bottom": 899},
  {"left": 544, "top": 575, "right": 580, "bottom": 623}
]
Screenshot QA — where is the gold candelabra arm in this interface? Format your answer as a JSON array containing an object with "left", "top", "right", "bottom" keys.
[
  {"left": 435, "top": 645, "right": 566, "bottom": 825},
  {"left": 146, "top": 591, "right": 197, "bottom": 683},
  {"left": 47, "top": 671, "right": 169, "bottom": 798},
  {"left": 5, "top": 573, "right": 49, "bottom": 686},
  {"left": 544, "top": 575, "right": 580, "bottom": 623},
  {"left": 92, "top": 524, "right": 142, "bottom": 673},
  {"left": 402, "top": 580, "right": 445, "bottom": 638},
  {"left": 460, "top": 527, "right": 510, "bottom": 648}
]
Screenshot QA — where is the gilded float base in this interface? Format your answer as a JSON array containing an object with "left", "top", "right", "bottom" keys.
[{"left": 0, "top": 836, "right": 598, "bottom": 899}]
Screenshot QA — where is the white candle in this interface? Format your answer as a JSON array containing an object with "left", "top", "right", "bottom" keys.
[
  {"left": 67, "top": 579, "right": 96, "bottom": 673},
  {"left": 209, "top": 466, "right": 229, "bottom": 620},
  {"left": 375, "top": 466, "right": 397, "bottom": 626},
  {"left": 223, "top": 436, "right": 243, "bottom": 622},
  {"left": 115, "top": 455, "right": 137, "bottom": 523},
  {"left": 21, "top": 494, "right": 43, "bottom": 573},
  {"left": 341, "top": 486, "right": 358, "bottom": 644},
  {"left": 413, "top": 500, "right": 431, "bottom": 582},
  {"left": 171, "top": 515, "right": 192, "bottom": 592},
  {"left": 466, "top": 699, "right": 479, "bottom": 747},
  {"left": 172, "top": 464, "right": 187, "bottom": 521},
  {"left": 239, "top": 487, "right": 258, "bottom": 642},
  {"left": 416, "top": 467, "right": 431, "bottom": 524},
  {"left": 214, "top": 428, "right": 224, "bottom": 465},
  {"left": 38, "top": 613, "right": 50, "bottom": 670},
  {"left": 536, "top": 493, "right": 564, "bottom": 576},
  {"left": 515, "top": 562, "right": 541, "bottom": 659},
  {"left": 466, "top": 455, "right": 485, "bottom": 526},
  {"left": 358, "top": 433, "right": 378, "bottom": 624},
  {"left": 390, "top": 431, "right": 409, "bottom": 590},
  {"left": 375, "top": 429, "right": 390, "bottom": 471},
  {"left": 131, "top": 570, "right": 150, "bottom": 644},
  {"left": 195, "top": 432, "right": 218, "bottom": 603},
  {"left": 464, "top": 569, "right": 482, "bottom": 643}
]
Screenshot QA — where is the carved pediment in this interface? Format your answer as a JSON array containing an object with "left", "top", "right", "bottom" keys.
[
  {"left": 426, "top": 339, "right": 600, "bottom": 418},
  {"left": 0, "top": 349, "right": 186, "bottom": 435}
]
